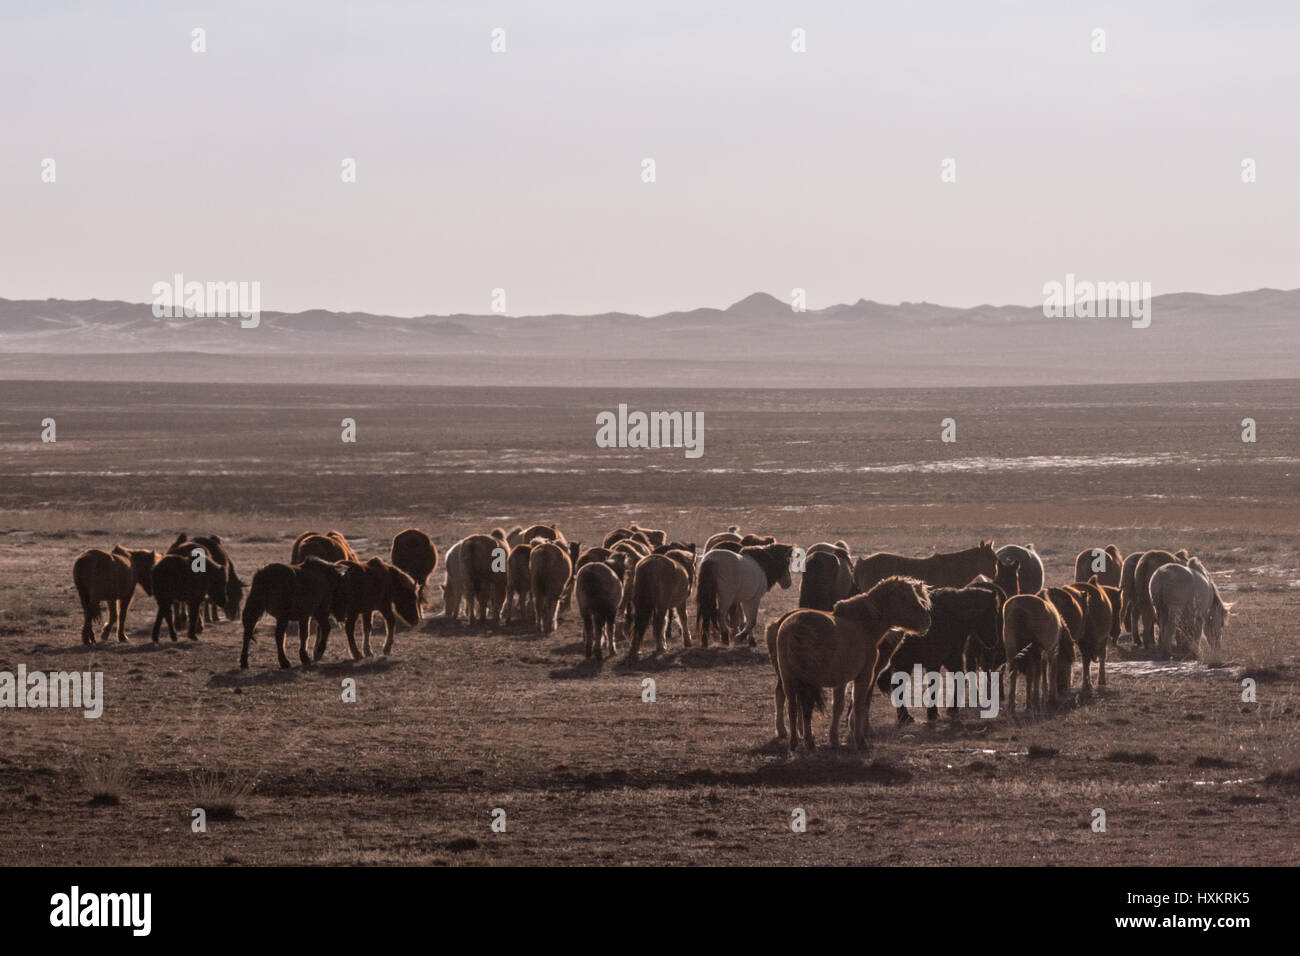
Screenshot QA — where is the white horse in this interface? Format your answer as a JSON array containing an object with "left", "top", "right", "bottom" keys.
[
  {"left": 1149, "top": 557, "right": 1230, "bottom": 659},
  {"left": 695, "top": 543, "right": 793, "bottom": 646},
  {"left": 441, "top": 539, "right": 467, "bottom": 620},
  {"left": 704, "top": 528, "right": 742, "bottom": 552}
]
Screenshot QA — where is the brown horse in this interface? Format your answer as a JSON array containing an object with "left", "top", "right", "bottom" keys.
[
  {"left": 240, "top": 558, "right": 349, "bottom": 669},
  {"left": 852, "top": 540, "right": 998, "bottom": 594},
  {"left": 529, "top": 541, "right": 572, "bottom": 633},
  {"left": 1002, "top": 593, "right": 1065, "bottom": 714},
  {"left": 461, "top": 533, "right": 508, "bottom": 624},
  {"left": 1074, "top": 545, "right": 1123, "bottom": 588},
  {"left": 798, "top": 549, "right": 855, "bottom": 611},
  {"left": 320, "top": 558, "right": 420, "bottom": 659},
  {"left": 775, "top": 577, "right": 932, "bottom": 753},
  {"left": 150, "top": 551, "right": 237, "bottom": 643},
  {"left": 1075, "top": 579, "right": 1113, "bottom": 691},
  {"left": 504, "top": 543, "right": 534, "bottom": 624},
  {"left": 577, "top": 561, "right": 624, "bottom": 660},
  {"left": 389, "top": 529, "right": 439, "bottom": 608},
  {"left": 292, "top": 531, "right": 357, "bottom": 563},
  {"left": 72, "top": 547, "right": 157, "bottom": 644},
  {"left": 627, "top": 552, "right": 693, "bottom": 659}
]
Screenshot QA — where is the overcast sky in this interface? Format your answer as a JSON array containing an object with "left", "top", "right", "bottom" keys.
[{"left": 2, "top": 1, "right": 1298, "bottom": 316}]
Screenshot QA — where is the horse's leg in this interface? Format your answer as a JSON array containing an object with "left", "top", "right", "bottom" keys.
[
  {"left": 1140, "top": 604, "right": 1156, "bottom": 648},
  {"left": 1098, "top": 641, "right": 1107, "bottom": 687},
  {"left": 652, "top": 608, "right": 667, "bottom": 653},
  {"left": 151, "top": 603, "right": 164, "bottom": 643},
  {"left": 852, "top": 677, "right": 873, "bottom": 749},
  {"left": 240, "top": 623, "right": 254, "bottom": 669},
  {"left": 344, "top": 613, "right": 361, "bottom": 660},
  {"left": 118, "top": 592, "right": 133, "bottom": 642},
  {"left": 82, "top": 600, "right": 97, "bottom": 645},
  {"left": 165, "top": 602, "right": 178, "bottom": 641},
  {"left": 275, "top": 619, "right": 291, "bottom": 669},
  {"left": 186, "top": 599, "right": 202, "bottom": 640},
  {"left": 381, "top": 608, "right": 396, "bottom": 655},
  {"left": 742, "top": 598, "right": 760, "bottom": 646},
  {"left": 101, "top": 599, "right": 117, "bottom": 643},
  {"left": 786, "top": 680, "right": 801, "bottom": 755},
  {"left": 830, "top": 685, "right": 844, "bottom": 749},
  {"left": 774, "top": 677, "right": 787, "bottom": 739},
  {"left": 298, "top": 618, "right": 312, "bottom": 665}
]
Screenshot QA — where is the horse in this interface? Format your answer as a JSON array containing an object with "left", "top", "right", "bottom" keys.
[
  {"left": 775, "top": 577, "right": 932, "bottom": 753},
  {"left": 852, "top": 540, "right": 998, "bottom": 594},
  {"left": 994, "top": 544, "right": 1043, "bottom": 594},
  {"left": 389, "top": 529, "right": 439, "bottom": 608},
  {"left": 291, "top": 530, "right": 357, "bottom": 563},
  {"left": 529, "top": 541, "right": 572, "bottom": 633},
  {"left": 504, "top": 543, "right": 534, "bottom": 624},
  {"left": 873, "top": 585, "right": 1001, "bottom": 722},
  {"left": 150, "top": 551, "right": 237, "bottom": 643},
  {"left": 318, "top": 558, "right": 421, "bottom": 660},
  {"left": 1001, "top": 593, "right": 1066, "bottom": 714},
  {"left": 695, "top": 543, "right": 794, "bottom": 647},
  {"left": 1150, "top": 558, "right": 1230, "bottom": 659},
  {"left": 1132, "top": 549, "right": 1190, "bottom": 647},
  {"left": 461, "top": 533, "right": 507, "bottom": 624},
  {"left": 626, "top": 552, "right": 694, "bottom": 659},
  {"left": 704, "top": 528, "right": 742, "bottom": 552},
  {"left": 1074, "top": 545, "right": 1123, "bottom": 588},
  {"left": 72, "top": 547, "right": 157, "bottom": 644},
  {"left": 1074, "top": 579, "right": 1113, "bottom": 689},
  {"left": 577, "top": 561, "right": 624, "bottom": 660},
  {"left": 798, "top": 549, "right": 855, "bottom": 611},
  {"left": 442, "top": 538, "right": 467, "bottom": 620},
  {"left": 239, "top": 558, "right": 349, "bottom": 669}
]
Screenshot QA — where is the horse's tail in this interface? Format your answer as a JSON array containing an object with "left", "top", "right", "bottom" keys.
[
  {"left": 633, "top": 583, "right": 654, "bottom": 641},
  {"left": 74, "top": 566, "right": 99, "bottom": 624},
  {"left": 695, "top": 558, "right": 720, "bottom": 634},
  {"left": 787, "top": 673, "right": 826, "bottom": 715},
  {"left": 240, "top": 577, "right": 267, "bottom": 637}
]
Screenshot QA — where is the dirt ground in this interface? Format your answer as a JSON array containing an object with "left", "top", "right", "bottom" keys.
[{"left": 0, "top": 378, "right": 1297, "bottom": 865}]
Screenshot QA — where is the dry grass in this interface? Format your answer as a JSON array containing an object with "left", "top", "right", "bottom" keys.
[
  {"left": 189, "top": 769, "right": 257, "bottom": 820},
  {"left": 72, "top": 752, "right": 133, "bottom": 806}
]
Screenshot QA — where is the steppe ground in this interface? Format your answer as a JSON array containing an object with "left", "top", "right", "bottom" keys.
[{"left": 0, "top": 378, "right": 1297, "bottom": 865}]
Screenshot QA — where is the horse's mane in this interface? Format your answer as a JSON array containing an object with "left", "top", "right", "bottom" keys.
[
  {"left": 742, "top": 543, "right": 793, "bottom": 587},
  {"left": 1189, "top": 557, "right": 1229, "bottom": 610},
  {"left": 834, "top": 576, "right": 931, "bottom": 619}
]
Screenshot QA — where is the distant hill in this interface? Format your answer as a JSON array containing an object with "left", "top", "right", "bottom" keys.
[{"left": 1, "top": 289, "right": 1297, "bottom": 387}]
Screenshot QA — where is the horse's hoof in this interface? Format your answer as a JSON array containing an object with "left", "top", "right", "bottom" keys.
[{"left": 279, "top": 660, "right": 291, "bottom": 669}]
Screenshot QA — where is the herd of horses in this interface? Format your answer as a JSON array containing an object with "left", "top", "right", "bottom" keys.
[{"left": 69, "top": 525, "right": 1232, "bottom": 751}]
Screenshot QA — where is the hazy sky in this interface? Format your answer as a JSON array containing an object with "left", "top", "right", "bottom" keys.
[{"left": 3, "top": 1, "right": 1298, "bottom": 316}]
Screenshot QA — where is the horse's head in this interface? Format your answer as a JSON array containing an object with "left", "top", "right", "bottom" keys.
[
  {"left": 223, "top": 569, "right": 245, "bottom": 621},
  {"left": 976, "top": 539, "right": 999, "bottom": 578},
  {"left": 773, "top": 544, "right": 795, "bottom": 589},
  {"left": 389, "top": 565, "right": 421, "bottom": 625},
  {"left": 853, "top": 576, "right": 931, "bottom": 636},
  {"left": 1207, "top": 595, "right": 1231, "bottom": 649},
  {"left": 994, "top": 556, "right": 1020, "bottom": 596}
]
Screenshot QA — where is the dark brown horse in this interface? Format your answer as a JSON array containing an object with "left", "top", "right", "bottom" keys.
[{"left": 853, "top": 540, "right": 998, "bottom": 594}]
